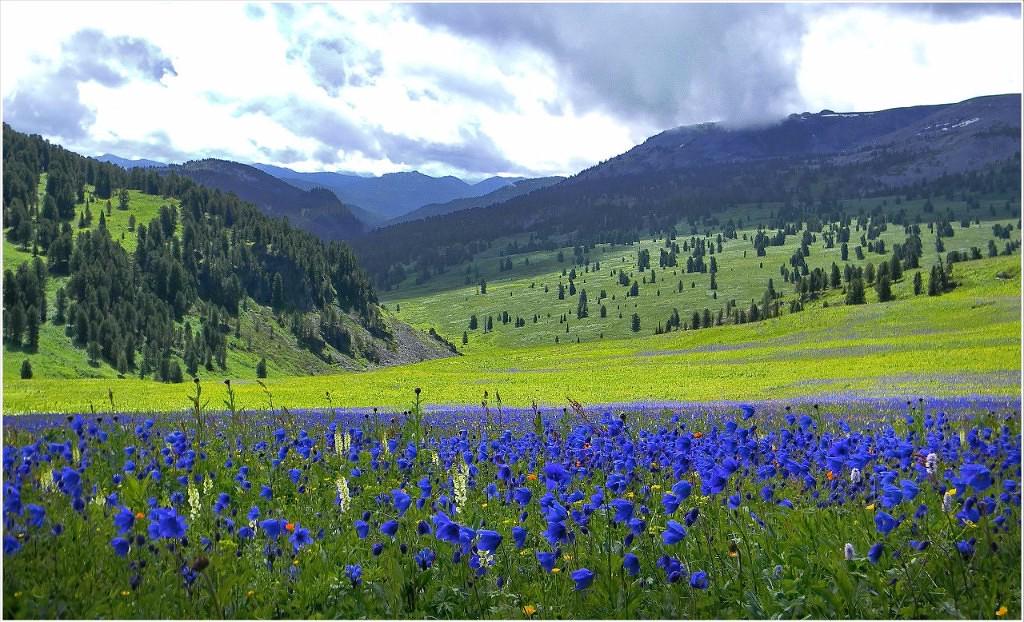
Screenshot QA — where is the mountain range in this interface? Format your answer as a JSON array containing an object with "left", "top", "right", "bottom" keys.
[{"left": 351, "top": 93, "right": 1021, "bottom": 286}]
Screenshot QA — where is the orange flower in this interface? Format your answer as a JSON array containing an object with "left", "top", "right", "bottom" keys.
[
  {"left": 526, "top": 473, "right": 538, "bottom": 482},
  {"left": 826, "top": 470, "right": 835, "bottom": 481},
  {"left": 135, "top": 512, "right": 145, "bottom": 520},
  {"left": 575, "top": 460, "right": 582, "bottom": 468},
  {"left": 285, "top": 522, "right": 295, "bottom": 532},
  {"left": 523, "top": 604, "right": 537, "bottom": 617},
  {"left": 693, "top": 432, "right": 703, "bottom": 439}
]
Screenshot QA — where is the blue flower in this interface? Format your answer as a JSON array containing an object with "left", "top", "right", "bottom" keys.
[
  {"left": 661, "top": 493, "right": 680, "bottom": 515},
  {"left": 512, "top": 526, "right": 527, "bottom": 549},
  {"left": 727, "top": 494, "right": 741, "bottom": 510},
  {"left": 3, "top": 534, "right": 21, "bottom": 555},
  {"left": 288, "top": 469, "right": 302, "bottom": 484},
  {"left": 909, "top": 540, "right": 930, "bottom": 551},
  {"left": 381, "top": 520, "right": 400, "bottom": 538},
  {"left": 113, "top": 506, "right": 135, "bottom": 533},
  {"left": 689, "top": 570, "right": 708, "bottom": 589},
  {"left": 741, "top": 404, "right": 756, "bottom": 420},
  {"left": 372, "top": 542, "right": 384, "bottom": 556},
  {"left": 290, "top": 524, "right": 313, "bottom": 551},
  {"left": 956, "top": 538, "right": 975, "bottom": 558},
  {"left": 543, "top": 463, "right": 571, "bottom": 488},
  {"left": 662, "top": 520, "right": 687, "bottom": 545},
  {"left": 260, "top": 485, "right": 273, "bottom": 500},
  {"left": 513, "top": 487, "right": 533, "bottom": 506},
  {"left": 900, "top": 479, "right": 919, "bottom": 502},
  {"left": 147, "top": 507, "right": 187, "bottom": 539},
  {"left": 354, "top": 519, "right": 370, "bottom": 539},
  {"left": 392, "top": 489, "right": 412, "bottom": 516},
  {"left": 623, "top": 552, "right": 640, "bottom": 577},
  {"left": 26, "top": 504, "right": 45, "bottom": 528},
  {"left": 610, "top": 498, "right": 634, "bottom": 523},
  {"left": 868, "top": 542, "right": 884, "bottom": 564},
  {"left": 571, "top": 568, "right": 595, "bottom": 591},
  {"left": 874, "top": 511, "right": 898, "bottom": 535},
  {"left": 260, "top": 518, "right": 286, "bottom": 539},
  {"left": 247, "top": 506, "right": 260, "bottom": 522},
  {"left": 346, "top": 563, "right": 363, "bottom": 586},
  {"left": 671, "top": 480, "right": 692, "bottom": 500},
  {"left": 415, "top": 547, "right": 436, "bottom": 570},
  {"left": 537, "top": 550, "right": 558, "bottom": 573},
  {"left": 959, "top": 464, "right": 992, "bottom": 492},
  {"left": 477, "top": 529, "right": 503, "bottom": 552},
  {"left": 238, "top": 526, "right": 255, "bottom": 539},
  {"left": 111, "top": 537, "right": 130, "bottom": 557}
]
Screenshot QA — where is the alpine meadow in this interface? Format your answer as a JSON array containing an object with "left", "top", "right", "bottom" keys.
[{"left": 1, "top": 2, "right": 1022, "bottom": 620}]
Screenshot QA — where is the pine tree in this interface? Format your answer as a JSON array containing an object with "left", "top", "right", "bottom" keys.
[
  {"left": 118, "top": 188, "right": 130, "bottom": 211},
  {"left": 875, "top": 275, "right": 893, "bottom": 302},
  {"left": 577, "top": 289, "right": 589, "bottom": 318},
  {"left": 913, "top": 271, "right": 923, "bottom": 295},
  {"left": 630, "top": 313, "right": 641, "bottom": 333},
  {"left": 462, "top": 331, "right": 468, "bottom": 345},
  {"left": 469, "top": 315, "right": 478, "bottom": 330},
  {"left": 20, "top": 359, "right": 32, "bottom": 379},
  {"left": 256, "top": 357, "right": 268, "bottom": 378},
  {"left": 846, "top": 276, "right": 866, "bottom": 305}
]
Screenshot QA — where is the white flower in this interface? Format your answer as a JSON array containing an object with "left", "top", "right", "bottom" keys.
[
  {"left": 188, "top": 480, "right": 202, "bottom": 521},
  {"left": 942, "top": 489, "right": 956, "bottom": 513},
  {"left": 336, "top": 476, "right": 351, "bottom": 513},
  {"left": 925, "top": 453, "right": 938, "bottom": 475},
  {"left": 844, "top": 543, "right": 855, "bottom": 560},
  {"left": 850, "top": 468, "right": 862, "bottom": 485},
  {"left": 453, "top": 461, "right": 469, "bottom": 514}
]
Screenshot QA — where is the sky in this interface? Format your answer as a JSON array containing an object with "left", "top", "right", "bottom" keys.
[{"left": 1, "top": 2, "right": 1020, "bottom": 181}]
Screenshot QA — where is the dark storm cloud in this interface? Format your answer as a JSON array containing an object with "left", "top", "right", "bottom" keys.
[
  {"left": 379, "top": 127, "right": 524, "bottom": 175},
  {"left": 865, "top": 2, "right": 1021, "bottom": 21},
  {"left": 3, "top": 29, "right": 176, "bottom": 140},
  {"left": 408, "top": 3, "right": 809, "bottom": 128},
  {"left": 236, "top": 97, "right": 380, "bottom": 157}
]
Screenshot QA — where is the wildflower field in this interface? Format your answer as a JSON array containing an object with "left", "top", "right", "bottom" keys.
[{"left": 3, "top": 392, "right": 1020, "bottom": 619}]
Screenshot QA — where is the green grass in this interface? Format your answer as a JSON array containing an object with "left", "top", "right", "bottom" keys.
[
  {"left": 383, "top": 207, "right": 1019, "bottom": 355},
  {"left": 4, "top": 255, "right": 1019, "bottom": 414}
]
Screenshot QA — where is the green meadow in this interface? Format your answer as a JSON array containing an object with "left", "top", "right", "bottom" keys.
[{"left": 4, "top": 254, "right": 1019, "bottom": 414}]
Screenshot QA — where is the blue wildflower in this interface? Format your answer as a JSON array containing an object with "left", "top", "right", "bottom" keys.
[{"left": 571, "top": 568, "right": 594, "bottom": 590}]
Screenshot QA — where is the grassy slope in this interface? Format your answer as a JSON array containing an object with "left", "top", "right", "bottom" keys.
[
  {"left": 383, "top": 196, "right": 1019, "bottom": 353},
  {"left": 4, "top": 254, "right": 1019, "bottom": 414},
  {"left": 1, "top": 178, "right": 367, "bottom": 382}
]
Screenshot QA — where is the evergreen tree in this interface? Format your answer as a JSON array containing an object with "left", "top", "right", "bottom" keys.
[
  {"left": 875, "top": 275, "right": 893, "bottom": 302},
  {"left": 118, "top": 188, "right": 130, "bottom": 211},
  {"left": 913, "top": 271, "right": 923, "bottom": 295},
  {"left": 846, "top": 276, "right": 866, "bottom": 305},
  {"left": 600, "top": 304, "right": 607, "bottom": 318},
  {"left": 256, "top": 357, "right": 268, "bottom": 378},
  {"left": 462, "top": 331, "right": 468, "bottom": 345},
  {"left": 630, "top": 313, "right": 641, "bottom": 333},
  {"left": 557, "top": 283, "right": 565, "bottom": 300},
  {"left": 469, "top": 315, "right": 478, "bottom": 330},
  {"left": 479, "top": 279, "right": 487, "bottom": 294},
  {"left": 20, "top": 359, "right": 32, "bottom": 379},
  {"left": 577, "top": 289, "right": 589, "bottom": 318}
]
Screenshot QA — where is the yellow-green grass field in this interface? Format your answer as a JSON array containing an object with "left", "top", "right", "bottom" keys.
[{"left": 4, "top": 255, "right": 1019, "bottom": 415}]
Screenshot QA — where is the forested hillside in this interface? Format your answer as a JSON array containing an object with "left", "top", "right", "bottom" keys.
[
  {"left": 353, "top": 95, "right": 1021, "bottom": 290},
  {"left": 2, "top": 124, "right": 453, "bottom": 383}
]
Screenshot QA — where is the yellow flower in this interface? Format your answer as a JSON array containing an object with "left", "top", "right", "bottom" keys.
[
  {"left": 293, "top": 558, "right": 300, "bottom": 566},
  {"left": 865, "top": 503, "right": 875, "bottom": 511},
  {"left": 481, "top": 503, "right": 488, "bottom": 508},
  {"left": 651, "top": 484, "right": 662, "bottom": 491},
  {"left": 625, "top": 491, "right": 635, "bottom": 499},
  {"left": 563, "top": 554, "right": 573, "bottom": 561},
  {"left": 551, "top": 567, "right": 561, "bottom": 574},
  {"left": 996, "top": 606, "right": 1008, "bottom": 617},
  {"left": 247, "top": 590, "right": 255, "bottom": 598},
  {"left": 945, "top": 488, "right": 957, "bottom": 497},
  {"left": 121, "top": 591, "right": 130, "bottom": 597},
  {"left": 523, "top": 604, "right": 537, "bottom": 617}
]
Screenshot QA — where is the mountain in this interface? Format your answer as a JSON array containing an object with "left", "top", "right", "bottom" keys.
[
  {"left": 167, "top": 159, "right": 366, "bottom": 240},
  {"left": 96, "top": 154, "right": 169, "bottom": 169},
  {"left": 253, "top": 164, "right": 523, "bottom": 220},
  {"left": 352, "top": 94, "right": 1021, "bottom": 287},
  {"left": 388, "top": 176, "right": 565, "bottom": 225}
]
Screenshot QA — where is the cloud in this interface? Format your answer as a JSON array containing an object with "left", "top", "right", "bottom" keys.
[
  {"left": 299, "top": 37, "right": 383, "bottom": 95},
  {"left": 378, "top": 126, "right": 524, "bottom": 175},
  {"left": 235, "top": 96, "right": 379, "bottom": 157},
  {"left": 4, "top": 28, "right": 175, "bottom": 141},
  {"left": 407, "top": 3, "right": 809, "bottom": 127}
]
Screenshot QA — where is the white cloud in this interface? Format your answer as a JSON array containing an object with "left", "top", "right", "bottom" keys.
[{"left": 2, "top": 2, "right": 1020, "bottom": 179}]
